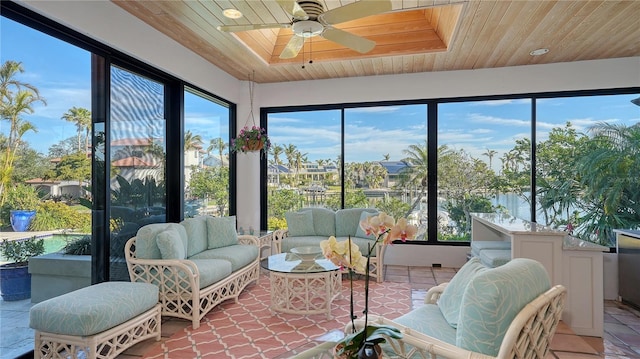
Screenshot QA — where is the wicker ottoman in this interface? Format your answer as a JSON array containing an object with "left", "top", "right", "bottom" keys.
[{"left": 29, "top": 282, "right": 161, "bottom": 359}]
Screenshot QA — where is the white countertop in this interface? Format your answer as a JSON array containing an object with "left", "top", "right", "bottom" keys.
[
  {"left": 613, "top": 229, "right": 640, "bottom": 239},
  {"left": 471, "top": 212, "right": 608, "bottom": 252},
  {"left": 471, "top": 212, "right": 564, "bottom": 234},
  {"left": 563, "top": 235, "right": 609, "bottom": 252}
]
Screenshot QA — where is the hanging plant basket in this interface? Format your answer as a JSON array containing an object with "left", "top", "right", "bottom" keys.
[
  {"left": 230, "top": 126, "right": 270, "bottom": 155},
  {"left": 246, "top": 139, "right": 265, "bottom": 152}
]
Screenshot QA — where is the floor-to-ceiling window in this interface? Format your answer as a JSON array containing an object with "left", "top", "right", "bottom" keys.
[
  {"left": 438, "top": 99, "right": 532, "bottom": 241},
  {"left": 535, "top": 93, "right": 640, "bottom": 247},
  {"left": 108, "top": 66, "right": 166, "bottom": 281},
  {"left": 265, "top": 91, "right": 639, "bottom": 247},
  {"left": 0, "top": 14, "right": 93, "bottom": 358},
  {"left": 266, "top": 109, "right": 341, "bottom": 229},
  {"left": 183, "top": 87, "right": 231, "bottom": 218},
  {"left": 344, "top": 105, "right": 428, "bottom": 235}
]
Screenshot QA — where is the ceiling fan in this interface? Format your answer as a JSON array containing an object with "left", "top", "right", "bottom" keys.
[{"left": 217, "top": 0, "right": 392, "bottom": 59}]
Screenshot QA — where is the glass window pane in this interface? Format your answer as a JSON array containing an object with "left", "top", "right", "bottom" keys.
[
  {"left": 0, "top": 16, "right": 92, "bottom": 357},
  {"left": 536, "top": 94, "right": 640, "bottom": 246},
  {"left": 184, "top": 88, "right": 230, "bottom": 218},
  {"left": 109, "top": 66, "right": 165, "bottom": 280},
  {"left": 266, "top": 110, "right": 341, "bottom": 230},
  {"left": 438, "top": 99, "right": 532, "bottom": 241},
  {"left": 344, "top": 105, "right": 428, "bottom": 239}
]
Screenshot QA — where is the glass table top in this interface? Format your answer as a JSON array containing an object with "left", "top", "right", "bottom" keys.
[{"left": 261, "top": 252, "right": 339, "bottom": 274}]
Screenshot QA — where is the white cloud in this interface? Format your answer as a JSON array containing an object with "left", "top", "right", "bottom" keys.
[
  {"left": 469, "top": 113, "right": 531, "bottom": 127},
  {"left": 471, "top": 99, "right": 531, "bottom": 106},
  {"left": 346, "top": 106, "right": 401, "bottom": 114}
]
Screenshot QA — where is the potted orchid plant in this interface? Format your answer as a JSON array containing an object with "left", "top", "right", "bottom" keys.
[{"left": 320, "top": 212, "right": 418, "bottom": 358}]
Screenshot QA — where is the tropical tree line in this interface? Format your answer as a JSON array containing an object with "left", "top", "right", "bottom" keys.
[{"left": 266, "top": 122, "right": 639, "bottom": 246}]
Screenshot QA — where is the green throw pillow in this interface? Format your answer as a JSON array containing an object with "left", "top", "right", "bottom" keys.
[
  {"left": 285, "top": 210, "right": 315, "bottom": 236},
  {"left": 206, "top": 216, "right": 239, "bottom": 249},
  {"left": 438, "top": 257, "right": 488, "bottom": 328},
  {"left": 156, "top": 228, "right": 186, "bottom": 259}
]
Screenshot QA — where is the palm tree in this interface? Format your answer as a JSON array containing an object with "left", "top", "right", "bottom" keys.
[
  {"left": 207, "top": 137, "right": 227, "bottom": 165},
  {"left": 576, "top": 123, "right": 640, "bottom": 244},
  {"left": 61, "top": 107, "right": 91, "bottom": 152},
  {"left": 293, "top": 150, "right": 307, "bottom": 185},
  {"left": 184, "top": 130, "right": 203, "bottom": 167},
  {"left": 0, "top": 90, "right": 45, "bottom": 204},
  {"left": 397, "top": 142, "right": 451, "bottom": 217},
  {"left": 270, "top": 144, "right": 284, "bottom": 185},
  {"left": 284, "top": 144, "right": 297, "bottom": 183},
  {"left": 396, "top": 141, "right": 429, "bottom": 217},
  {"left": 0, "top": 61, "right": 41, "bottom": 107},
  {"left": 482, "top": 149, "right": 498, "bottom": 170},
  {"left": 0, "top": 61, "right": 46, "bottom": 203},
  {"left": 184, "top": 130, "right": 203, "bottom": 151}
]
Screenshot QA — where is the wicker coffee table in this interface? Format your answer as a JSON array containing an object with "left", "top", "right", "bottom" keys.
[{"left": 261, "top": 252, "right": 342, "bottom": 319}]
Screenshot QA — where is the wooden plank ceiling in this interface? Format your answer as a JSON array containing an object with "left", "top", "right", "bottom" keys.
[{"left": 112, "top": 0, "right": 640, "bottom": 84}]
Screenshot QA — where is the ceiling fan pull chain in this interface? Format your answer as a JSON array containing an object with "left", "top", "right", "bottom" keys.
[
  {"left": 309, "top": 34, "right": 313, "bottom": 64},
  {"left": 302, "top": 36, "right": 306, "bottom": 69}
]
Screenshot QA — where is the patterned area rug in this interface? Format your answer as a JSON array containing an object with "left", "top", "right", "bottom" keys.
[{"left": 142, "top": 273, "right": 412, "bottom": 358}]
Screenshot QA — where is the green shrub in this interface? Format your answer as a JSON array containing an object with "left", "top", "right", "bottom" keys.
[
  {"left": 0, "top": 236, "right": 45, "bottom": 266},
  {"left": 63, "top": 235, "right": 91, "bottom": 255},
  {"left": 30, "top": 201, "right": 91, "bottom": 231},
  {"left": 267, "top": 217, "right": 287, "bottom": 231},
  {"left": 0, "top": 184, "right": 42, "bottom": 227}
]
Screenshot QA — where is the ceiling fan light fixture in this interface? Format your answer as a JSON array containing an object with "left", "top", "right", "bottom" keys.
[
  {"left": 530, "top": 48, "right": 549, "bottom": 56},
  {"left": 292, "top": 20, "right": 324, "bottom": 37},
  {"left": 223, "top": 8, "right": 243, "bottom": 19}
]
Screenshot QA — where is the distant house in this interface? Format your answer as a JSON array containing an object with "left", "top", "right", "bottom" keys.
[
  {"left": 267, "top": 164, "right": 289, "bottom": 186},
  {"left": 379, "top": 161, "right": 410, "bottom": 187},
  {"left": 25, "top": 178, "right": 87, "bottom": 200},
  {"left": 111, "top": 138, "right": 165, "bottom": 185}
]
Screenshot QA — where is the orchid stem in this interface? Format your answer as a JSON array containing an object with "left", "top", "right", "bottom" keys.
[{"left": 349, "top": 236, "right": 356, "bottom": 333}]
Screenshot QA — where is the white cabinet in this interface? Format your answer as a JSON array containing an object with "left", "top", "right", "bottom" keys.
[{"left": 471, "top": 213, "right": 608, "bottom": 337}]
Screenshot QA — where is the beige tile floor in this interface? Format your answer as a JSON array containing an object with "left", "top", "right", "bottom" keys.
[{"left": 3, "top": 265, "right": 639, "bottom": 358}]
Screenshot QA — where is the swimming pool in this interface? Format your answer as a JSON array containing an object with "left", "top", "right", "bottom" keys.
[{"left": 0, "top": 233, "right": 86, "bottom": 264}]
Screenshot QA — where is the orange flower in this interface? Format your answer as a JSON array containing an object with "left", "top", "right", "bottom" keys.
[{"left": 388, "top": 218, "right": 418, "bottom": 242}]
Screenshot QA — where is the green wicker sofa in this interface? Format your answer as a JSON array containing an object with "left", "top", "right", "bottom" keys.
[
  {"left": 273, "top": 207, "right": 385, "bottom": 282},
  {"left": 125, "top": 216, "right": 260, "bottom": 329}
]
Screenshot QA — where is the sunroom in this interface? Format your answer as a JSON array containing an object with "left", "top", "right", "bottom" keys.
[{"left": 1, "top": 0, "right": 639, "bottom": 358}]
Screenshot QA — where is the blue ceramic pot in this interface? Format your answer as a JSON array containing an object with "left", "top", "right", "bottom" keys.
[
  {"left": 0, "top": 264, "right": 31, "bottom": 301},
  {"left": 10, "top": 210, "right": 36, "bottom": 232}
]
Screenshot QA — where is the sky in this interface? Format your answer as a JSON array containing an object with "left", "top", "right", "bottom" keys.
[
  {"left": 269, "top": 95, "right": 640, "bottom": 166},
  {"left": 1, "top": 17, "right": 229, "bottom": 156},
  {"left": 2, "top": 16, "right": 639, "bottom": 168}
]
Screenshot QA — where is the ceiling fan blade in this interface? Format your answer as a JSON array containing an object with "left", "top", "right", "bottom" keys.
[
  {"left": 217, "top": 23, "right": 290, "bottom": 32},
  {"left": 321, "top": 27, "right": 376, "bottom": 54},
  {"left": 276, "top": 0, "right": 309, "bottom": 20},
  {"left": 279, "top": 35, "right": 306, "bottom": 59},
  {"left": 319, "top": 0, "right": 392, "bottom": 25}
]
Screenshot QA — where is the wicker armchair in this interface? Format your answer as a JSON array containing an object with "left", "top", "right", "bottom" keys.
[{"left": 348, "top": 258, "right": 567, "bottom": 359}]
